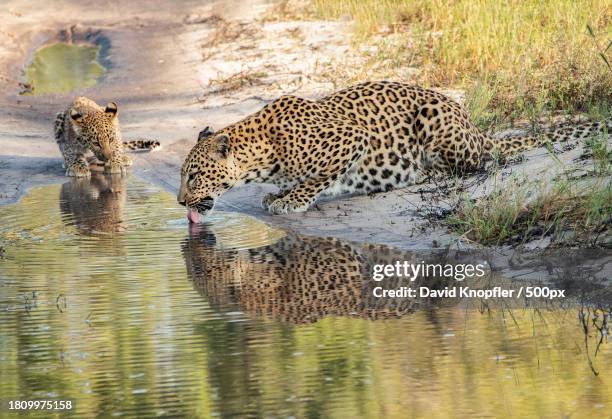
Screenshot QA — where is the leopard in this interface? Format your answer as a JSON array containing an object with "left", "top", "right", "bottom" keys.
[
  {"left": 182, "top": 225, "right": 459, "bottom": 324},
  {"left": 178, "top": 81, "right": 610, "bottom": 217},
  {"left": 59, "top": 174, "right": 127, "bottom": 235},
  {"left": 54, "top": 97, "right": 161, "bottom": 177}
]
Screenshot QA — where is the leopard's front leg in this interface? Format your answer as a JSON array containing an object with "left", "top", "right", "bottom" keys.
[{"left": 262, "top": 118, "right": 370, "bottom": 214}]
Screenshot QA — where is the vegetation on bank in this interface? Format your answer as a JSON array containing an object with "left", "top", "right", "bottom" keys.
[
  {"left": 447, "top": 131, "right": 612, "bottom": 247},
  {"left": 448, "top": 177, "right": 611, "bottom": 247},
  {"left": 303, "top": 0, "right": 611, "bottom": 127}
]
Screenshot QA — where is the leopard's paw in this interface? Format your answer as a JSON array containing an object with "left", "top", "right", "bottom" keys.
[
  {"left": 121, "top": 155, "right": 133, "bottom": 167},
  {"left": 262, "top": 194, "right": 308, "bottom": 215},
  {"left": 262, "top": 193, "right": 281, "bottom": 210},
  {"left": 66, "top": 163, "right": 91, "bottom": 177},
  {"left": 104, "top": 162, "right": 129, "bottom": 175}
]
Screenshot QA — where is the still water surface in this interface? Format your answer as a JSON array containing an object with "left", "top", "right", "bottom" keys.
[{"left": 0, "top": 176, "right": 610, "bottom": 418}]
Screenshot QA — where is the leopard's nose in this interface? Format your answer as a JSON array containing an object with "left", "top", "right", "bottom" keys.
[{"left": 177, "top": 184, "right": 188, "bottom": 206}]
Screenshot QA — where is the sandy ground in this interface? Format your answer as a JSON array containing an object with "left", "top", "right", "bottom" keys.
[{"left": 0, "top": 0, "right": 606, "bottom": 250}]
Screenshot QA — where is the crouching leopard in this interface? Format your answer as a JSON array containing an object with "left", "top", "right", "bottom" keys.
[
  {"left": 179, "top": 81, "right": 609, "bottom": 217},
  {"left": 55, "top": 97, "right": 161, "bottom": 177}
]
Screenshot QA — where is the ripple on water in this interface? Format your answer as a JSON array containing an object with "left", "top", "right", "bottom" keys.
[{"left": 0, "top": 174, "right": 610, "bottom": 418}]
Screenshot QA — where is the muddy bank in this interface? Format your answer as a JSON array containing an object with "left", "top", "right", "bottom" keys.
[{"left": 0, "top": 0, "right": 606, "bottom": 250}]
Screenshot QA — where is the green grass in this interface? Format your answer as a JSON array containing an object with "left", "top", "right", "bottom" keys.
[
  {"left": 448, "top": 178, "right": 611, "bottom": 246},
  {"left": 584, "top": 127, "right": 612, "bottom": 174},
  {"left": 308, "top": 0, "right": 612, "bottom": 124}
]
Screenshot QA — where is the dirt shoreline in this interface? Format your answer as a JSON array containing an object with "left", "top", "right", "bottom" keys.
[{"left": 0, "top": 0, "right": 604, "bottom": 250}]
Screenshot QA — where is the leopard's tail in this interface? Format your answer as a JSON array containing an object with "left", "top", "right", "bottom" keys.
[
  {"left": 123, "top": 139, "right": 162, "bottom": 152},
  {"left": 483, "top": 120, "right": 610, "bottom": 157}
]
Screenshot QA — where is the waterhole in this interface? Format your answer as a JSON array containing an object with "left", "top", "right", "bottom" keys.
[
  {"left": 0, "top": 176, "right": 610, "bottom": 417},
  {"left": 21, "top": 43, "right": 106, "bottom": 95}
]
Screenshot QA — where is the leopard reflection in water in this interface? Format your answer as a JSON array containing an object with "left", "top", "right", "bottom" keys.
[
  {"left": 182, "top": 225, "right": 458, "bottom": 324},
  {"left": 59, "top": 174, "right": 127, "bottom": 235}
]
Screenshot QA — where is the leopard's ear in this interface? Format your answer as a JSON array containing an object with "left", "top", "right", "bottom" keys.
[
  {"left": 104, "top": 102, "right": 118, "bottom": 116},
  {"left": 198, "top": 126, "right": 215, "bottom": 142},
  {"left": 70, "top": 109, "right": 83, "bottom": 123},
  {"left": 213, "top": 134, "right": 230, "bottom": 158}
]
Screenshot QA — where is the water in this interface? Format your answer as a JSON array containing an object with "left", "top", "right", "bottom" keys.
[
  {"left": 22, "top": 43, "right": 106, "bottom": 95},
  {"left": 0, "top": 176, "right": 610, "bottom": 418}
]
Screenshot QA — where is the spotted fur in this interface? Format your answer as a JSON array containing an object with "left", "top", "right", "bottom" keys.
[
  {"left": 55, "top": 97, "right": 159, "bottom": 177},
  {"left": 179, "top": 81, "right": 610, "bottom": 215}
]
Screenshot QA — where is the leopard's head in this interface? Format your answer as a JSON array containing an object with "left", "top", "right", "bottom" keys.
[
  {"left": 178, "top": 128, "right": 238, "bottom": 222},
  {"left": 70, "top": 99, "right": 121, "bottom": 161}
]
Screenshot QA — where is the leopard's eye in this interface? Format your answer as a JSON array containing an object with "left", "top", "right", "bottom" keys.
[{"left": 188, "top": 172, "right": 198, "bottom": 186}]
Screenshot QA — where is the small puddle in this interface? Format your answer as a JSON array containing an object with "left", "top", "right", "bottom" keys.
[
  {"left": 21, "top": 43, "right": 107, "bottom": 95},
  {"left": 0, "top": 176, "right": 610, "bottom": 417}
]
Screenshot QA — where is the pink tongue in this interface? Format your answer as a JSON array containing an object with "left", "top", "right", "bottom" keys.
[{"left": 187, "top": 209, "right": 201, "bottom": 224}]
